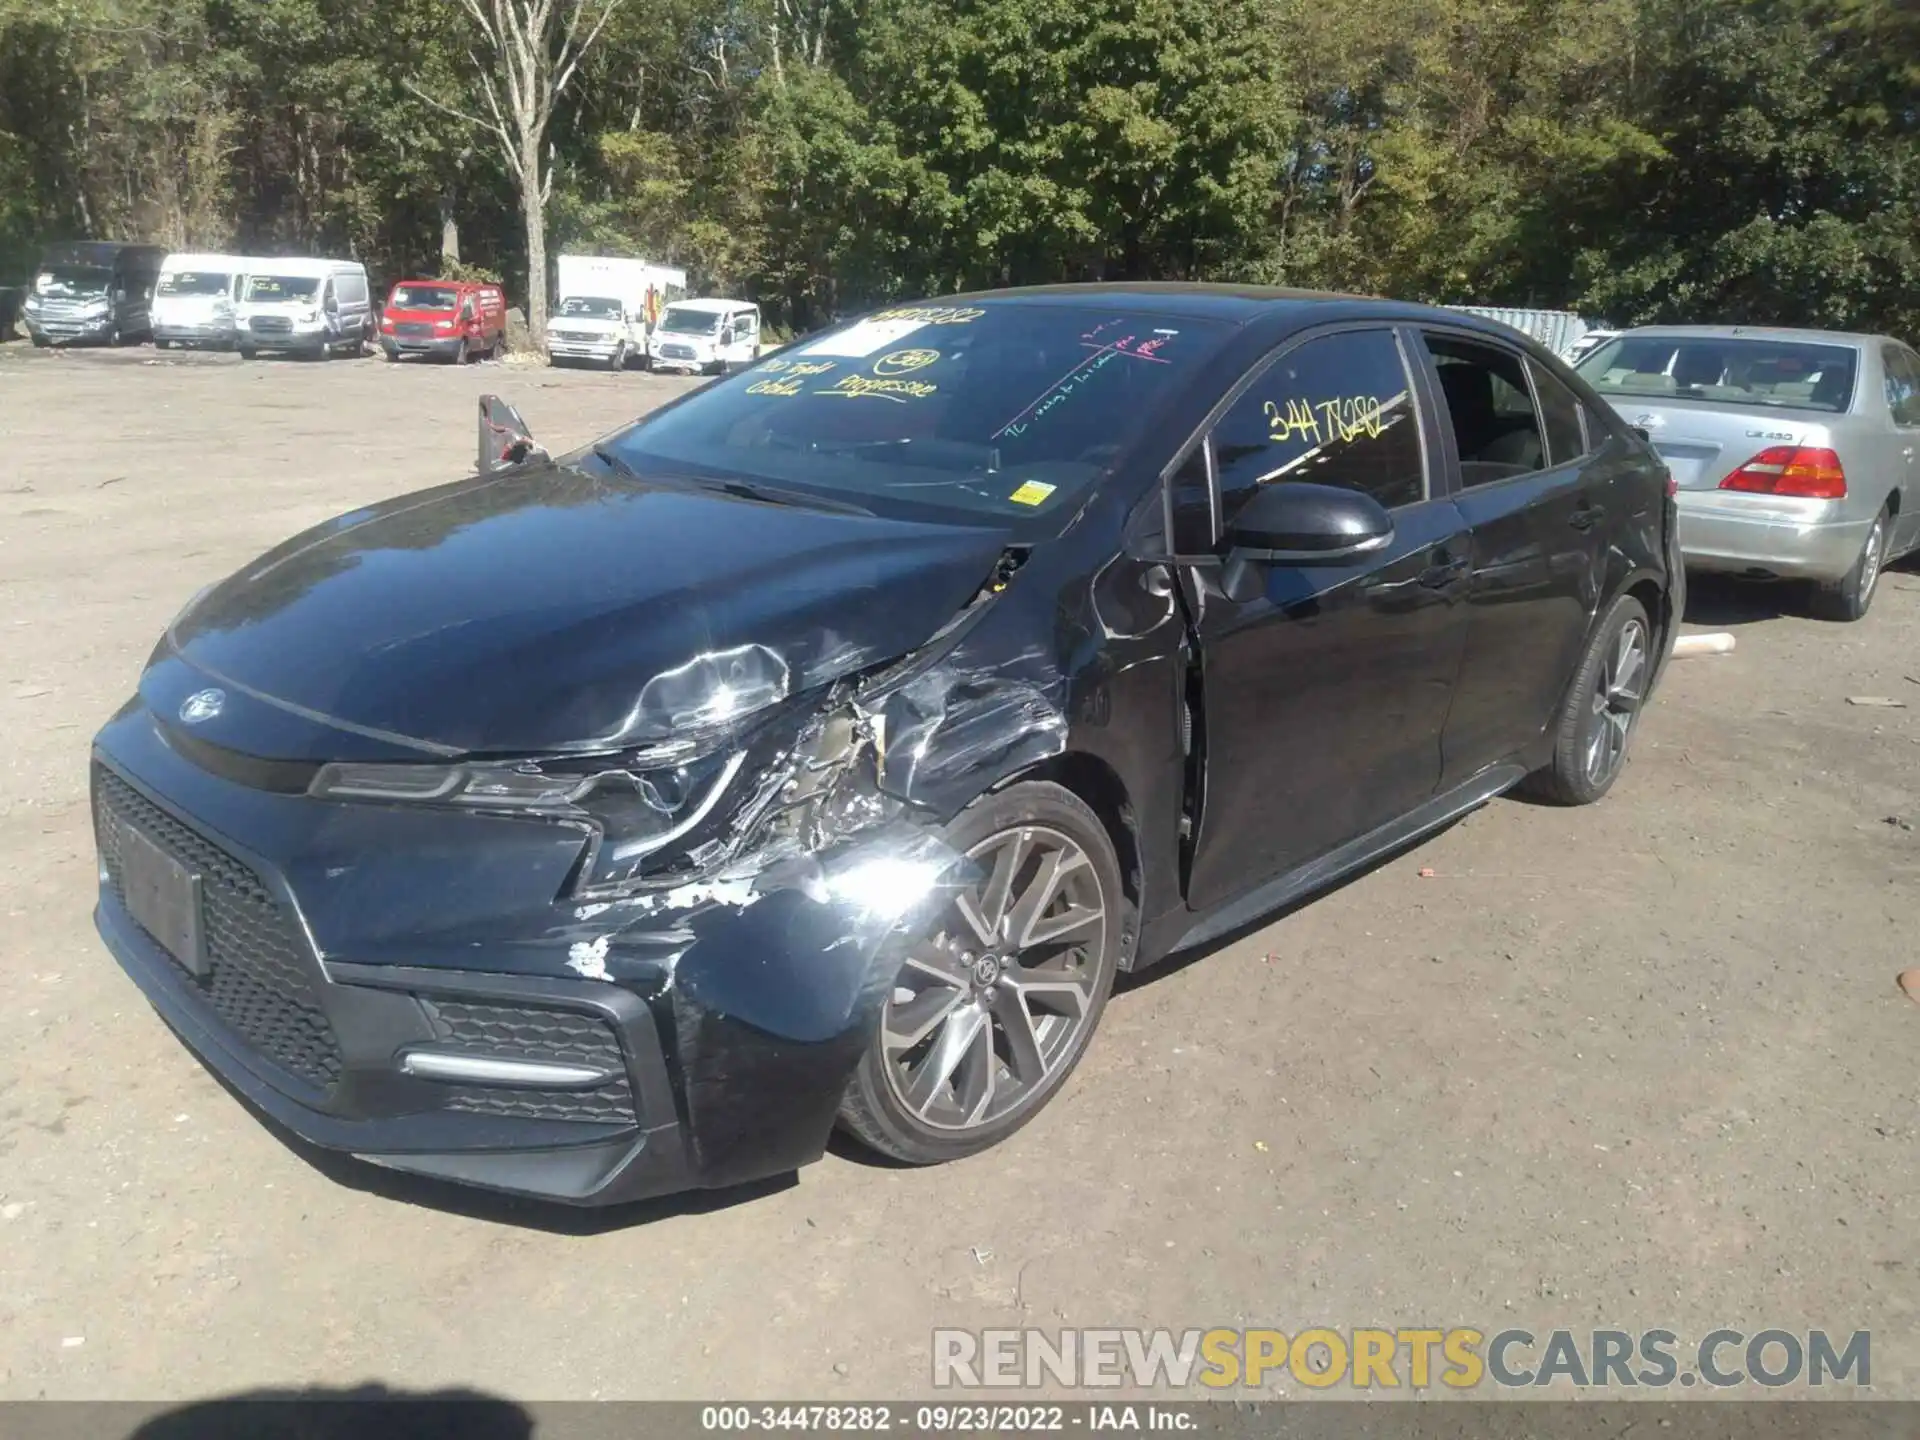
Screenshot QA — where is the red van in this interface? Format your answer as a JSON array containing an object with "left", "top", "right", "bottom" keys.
[{"left": 378, "top": 279, "right": 507, "bottom": 363}]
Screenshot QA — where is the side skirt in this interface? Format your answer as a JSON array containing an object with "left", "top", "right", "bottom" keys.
[{"left": 1166, "top": 761, "right": 1527, "bottom": 956}]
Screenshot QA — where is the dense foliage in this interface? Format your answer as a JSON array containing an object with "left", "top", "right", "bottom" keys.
[{"left": 1, "top": 0, "right": 1914, "bottom": 336}]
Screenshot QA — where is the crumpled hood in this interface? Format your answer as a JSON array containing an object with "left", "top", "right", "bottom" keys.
[{"left": 157, "top": 462, "right": 1009, "bottom": 756}]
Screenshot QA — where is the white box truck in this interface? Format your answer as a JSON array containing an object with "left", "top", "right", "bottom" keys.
[{"left": 547, "top": 255, "right": 687, "bottom": 370}]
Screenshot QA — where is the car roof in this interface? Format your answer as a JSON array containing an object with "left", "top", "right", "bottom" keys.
[
  {"left": 670, "top": 297, "right": 751, "bottom": 313},
  {"left": 391, "top": 277, "right": 487, "bottom": 288},
  {"left": 1607, "top": 323, "right": 1895, "bottom": 350},
  {"left": 920, "top": 281, "right": 1537, "bottom": 336},
  {"left": 248, "top": 258, "right": 365, "bottom": 278},
  {"left": 160, "top": 253, "right": 253, "bottom": 271}
]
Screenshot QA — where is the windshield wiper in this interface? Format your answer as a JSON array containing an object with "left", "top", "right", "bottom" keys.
[
  {"left": 693, "top": 475, "right": 874, "bottom": 516},
  {"left": 590, "top": 448, "right": 873, "bottom": 515}
]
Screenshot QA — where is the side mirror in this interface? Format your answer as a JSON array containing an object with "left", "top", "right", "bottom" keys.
[
  {"left": 477, "top": 393, "right": 547, "bottom": 474},
  {"left": 1224, "top": 482, "right": 1394, "bottom": 563}
]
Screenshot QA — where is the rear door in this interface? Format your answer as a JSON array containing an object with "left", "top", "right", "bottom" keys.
[
  {"left": 1182, "top": 325, "right": 1471, "bottom": 911},
  {"left": 1881, "top": 345, "right": 1920, "bottom": 554},
  {"left": 1418, "top": 331, "right": 1605, "bottom": 785}
]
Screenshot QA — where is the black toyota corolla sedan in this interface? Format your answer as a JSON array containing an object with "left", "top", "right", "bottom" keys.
[{"left": 91, "top": 285, "right": 1681, "bottom": 1204}]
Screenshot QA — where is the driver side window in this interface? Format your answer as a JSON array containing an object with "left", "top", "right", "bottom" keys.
[{"left": 1210, "top": 328, "right": 1426, "bottom": 528}]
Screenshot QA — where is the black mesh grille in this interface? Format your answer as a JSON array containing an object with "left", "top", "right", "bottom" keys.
[
  {"left": 93, "top": 766, "right": 343, "bottom": 1090},
  {"left": 248, "top": 315, "right": 292, "bottom": 334},
  {"left": 424, "top": 998, "right": 637, "bottom": 1125}
]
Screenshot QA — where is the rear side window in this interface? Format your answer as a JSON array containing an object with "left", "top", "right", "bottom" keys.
[
  {"left": 1423, "top": 334, "right": 1547, "bottom": 486},
  {"left": 1528, "top": 360, "right": 1588, "bottom": 465},
  {"left": 1210, "top": 328, "right": 1425, "bottom": 521},
  {"left": 1883, "top": 347, "right": 1920, "bottom": 427}
]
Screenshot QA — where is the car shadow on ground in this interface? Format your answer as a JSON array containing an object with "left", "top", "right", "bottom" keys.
[
  {"left": 182, "top": 1044, "right": 798, "bottom": 1233},
  {"left": 1114, "top": 812, "right": 1478, "bottom": 995},
  {"left": 1681, "top": 571, "right": 1805, "bottom": 626},
  {"left": 98, "top": 1385, "right": 534, "bottom": 1440}
]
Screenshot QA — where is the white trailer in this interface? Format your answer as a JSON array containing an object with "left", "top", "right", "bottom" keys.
[{"left": 547, "top": 255, "right": 687, "bottom": 370}]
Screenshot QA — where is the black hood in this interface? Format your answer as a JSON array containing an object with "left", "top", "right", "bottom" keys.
[{"left": 155, "top": 463, "right": 1010, "bottom": 756}]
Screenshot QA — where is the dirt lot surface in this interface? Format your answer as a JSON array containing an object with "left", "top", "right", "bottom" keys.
[{"left": 1, "top": 342, "right": 1915, "bottom": 1404}]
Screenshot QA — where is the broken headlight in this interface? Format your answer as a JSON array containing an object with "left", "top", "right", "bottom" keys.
[{"left": 310, "top": 746, "right": 752, "bottom": 893}]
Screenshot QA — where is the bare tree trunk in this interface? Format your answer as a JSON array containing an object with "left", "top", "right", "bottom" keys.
[
  {"left": 522, "top": 137, "right": 549, "bottom": 338},
  {"left": 441, "top": 194, "right": 461, "bottom": 267}
]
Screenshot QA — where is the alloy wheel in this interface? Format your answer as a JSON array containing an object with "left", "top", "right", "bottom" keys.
[
  {"left": 879, "top": 825, "right": 1109, "bottom": 1133},
  {"left": 1585, "top": 617, "right": 1647, "bottom": 786},
  {"left": 1857, "top": 517, "right": 1885, "bottom": 609}
]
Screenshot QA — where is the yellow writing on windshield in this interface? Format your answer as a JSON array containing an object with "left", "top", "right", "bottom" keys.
[
  {"left": 747, "top": 359, "right": 835, "bottom": 395},
  {"left": 815, "top": 373, "right": 939, "bottom": 402},
  {"left": 1265, "top": 395, "right": 1386, "bottom": 446},
  {"left": 870, "top": 305, "right": 985, "bottom": 326}
]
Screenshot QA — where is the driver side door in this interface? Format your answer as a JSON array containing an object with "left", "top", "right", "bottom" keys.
[{"left": 1181, "top": 326, "right": 1472, "bottom": 913}]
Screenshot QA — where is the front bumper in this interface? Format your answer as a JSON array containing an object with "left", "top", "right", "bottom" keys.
[
  {"left": 24, "top": 314, "right": 114, "bottom": 344},
  {"left": 548, "top": 339, "right": 622, "bottom": 362},
  {"left": 382, "top": 335, "right": 465, "bottom": 360},
  {"left": 153, "top": 321, "right": 238, "bottom": 346},
  {"left": 1676, "top": 494, "right": 1871, "bottom": 581},
  {"left": 90, "top": 692, "right": 939, "bottom": 1206},
  {"left": 240, "top": 324, "right": 327, "bottom": 353}
]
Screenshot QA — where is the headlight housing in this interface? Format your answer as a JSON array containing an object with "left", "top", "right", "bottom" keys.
[{"left": 312, "top": 745, "right": 752, "bottom": 893}]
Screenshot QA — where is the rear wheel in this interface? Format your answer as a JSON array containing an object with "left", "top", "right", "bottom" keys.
[
  {"left": 838, "top": 781, "right": 1125, "bottom": 1166},
  {"left": 1809, "top": 509, "right": 1887, "bottom": 622},
  {"left": 236, "top": 343, "right": 256, "bottom": 360},
  {"left": 1523, "top": 593, "right": 1652, "bottom": 806}
]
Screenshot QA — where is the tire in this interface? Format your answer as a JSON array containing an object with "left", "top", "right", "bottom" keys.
[
  {"left": 237, "top": 344, "right": 256, "bottom": 360},
  {"left": 1808, "top": 508, "right": 1888, "bottom": 622},
  {"left": 1523, "top": 593, "right": 1653, "bottom": 806},
  {"left": 154, "top": 338, "right": 171, "bottom": 350},
  {"left": 837, "top": 781, "right": 1128, "bottom": 1166},
  {"left": 454, "top": 339, "right": 471, "bottom": 366},
  {"left": 30, "top": 334, "right": 49, "bottom": 349},
  {"left": 607, "top": 343, "right": 627, "bottom": 373}
]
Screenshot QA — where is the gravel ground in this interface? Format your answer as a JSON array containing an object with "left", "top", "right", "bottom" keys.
[{"left": 1, "top": 341, "right": 1914, "bottom": 1403}]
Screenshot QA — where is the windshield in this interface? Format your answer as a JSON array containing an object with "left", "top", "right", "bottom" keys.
[
  {"left": 1577, "top": 336, "right": 1859, "bottom": 414},
  {"left": 246, "top": 275, "right": 320, "bottom": 303},
  {"left": 659, "top": 307, "right": 723, "bottom": 335},
  {"left": 157, "top": 271, "right": 233, "bottom": 297},
  {"left": 391, "top": 284, "right": 458, "bottom": 310},
  {"left": 559, "top": 296, "right": 621, "bottom": 320},
  {"left": 607, "top": 301, "right": 1232, "bottom": 525},
  {"left": 35, "top": 267, "right": 111, "bottom": 298}
]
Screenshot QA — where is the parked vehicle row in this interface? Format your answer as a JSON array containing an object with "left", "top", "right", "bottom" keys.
[{"left": 15, "top": 241, "right": 759, "bottom": 373}]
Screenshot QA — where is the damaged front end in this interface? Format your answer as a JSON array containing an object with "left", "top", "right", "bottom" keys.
[{"left": 90, "top": 526, "right": 1081, "bottom": 1205}]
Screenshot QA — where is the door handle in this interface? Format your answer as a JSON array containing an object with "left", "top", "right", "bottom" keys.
[
  {"left": 1569, "top": 500, "right": 1606, "bottom": 531},
  {"left": 1417, "top": 548, "right": 1469, "bottom": 588}
]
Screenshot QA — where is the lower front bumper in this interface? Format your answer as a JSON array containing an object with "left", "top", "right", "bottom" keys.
[
  {"left": 1677, "top": 498, "right": 1870, "bottom": 581},
  {"left": 24, "top": 318, "right": 114, "bottom": 344},
  {"left": 95, "top": 891, "right": 695, "bottom": 1205},
  {"left": 154, "top": 324, "right": 237, "bottom": 346},
  {"left": 383, "top": 336, "right": 465, "bottom": 360}
]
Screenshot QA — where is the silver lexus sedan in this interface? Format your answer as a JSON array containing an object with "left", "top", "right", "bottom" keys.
[{"left": 1576, "top": 326, "right": 1920, "bottom": 620}]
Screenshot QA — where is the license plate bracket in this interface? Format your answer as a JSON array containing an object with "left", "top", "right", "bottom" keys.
[{"left": 119, "top": 823, "right": 208, "bottom": 976}]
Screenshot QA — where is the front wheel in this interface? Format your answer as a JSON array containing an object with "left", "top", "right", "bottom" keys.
[
  {"left": 837, "top": 781, "right": 1126, "bottom": 1166},
  {"left": 607, "top": 343, "right": 627, "bottom": 372},
  {"left": 1809, "top": 509, "right": 1887, "bottom": 622},
  {"left": 236, "top": 344, "right": 256, "bottom": 360},
  {"left": 1524, "top": 593, "right": 1652, "bottom": 806}
]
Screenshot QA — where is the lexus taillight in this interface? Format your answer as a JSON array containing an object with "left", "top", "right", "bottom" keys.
[{"left": 1719, "top": 446, "right": 1846, "bottom": 499}]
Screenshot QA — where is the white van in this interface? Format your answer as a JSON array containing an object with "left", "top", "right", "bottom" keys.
[
  {"left": 547, "top": 255, "right": 687, "bottom": 369},
  {"left": 235, "top": 258, "right": 373, "bottom": 359},
  {"left": 646, "top": 298, "right": 762, "bottom": 375},
  {"left": 150, "top": 253, "right": 257, "bottom": 350}
]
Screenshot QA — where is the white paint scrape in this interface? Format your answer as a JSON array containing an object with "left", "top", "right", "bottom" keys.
[{"left": 566, "top": 934, "right": 612, "bottom": 980}]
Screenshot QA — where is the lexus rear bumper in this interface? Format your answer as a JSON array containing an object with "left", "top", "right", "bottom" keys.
[{"left": 1677, "top": 495, "right": 1870, "bottom": 581}]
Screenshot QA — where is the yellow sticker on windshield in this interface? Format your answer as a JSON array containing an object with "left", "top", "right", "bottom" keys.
[{"left": 1009, "top": 480, "right": 1057, "bottom": 507}]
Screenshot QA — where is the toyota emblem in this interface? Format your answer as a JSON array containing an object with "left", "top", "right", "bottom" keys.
[{"left": 178, "top": 688, "right": 226, "bottom": 725}]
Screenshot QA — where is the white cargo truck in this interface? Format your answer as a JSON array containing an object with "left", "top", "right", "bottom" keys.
[{"left": 547, "top": 255, "right": 687, "bottom": 370}]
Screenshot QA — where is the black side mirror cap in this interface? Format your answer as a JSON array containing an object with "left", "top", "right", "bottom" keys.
[
  {"left": 1223, "top": 481, "right": 1395, "bottom": 564},
  {"left": 477, "top": 393, "right": 547, "bottom": 474}
]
